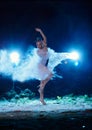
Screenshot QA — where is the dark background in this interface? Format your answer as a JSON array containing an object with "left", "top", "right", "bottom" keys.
[{"left": 0, "top": 0, "right": 92, "bottom": 98}]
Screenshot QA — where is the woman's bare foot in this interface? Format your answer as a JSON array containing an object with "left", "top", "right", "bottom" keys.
[
  {"left": 40, "top": 99, "right": 46, "bottom": 105},
  {"left": 38, "top": 88, "right": 46, "bottom": 105}
]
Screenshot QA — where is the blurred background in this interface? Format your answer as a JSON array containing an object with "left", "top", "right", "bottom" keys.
[{"left": 0, "top": 0, "right": 92, "bottom": 98}]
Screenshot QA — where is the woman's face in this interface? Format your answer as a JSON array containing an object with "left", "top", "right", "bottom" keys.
[{"left": 36, "top": 41, "right": 43, "bottom": 49}]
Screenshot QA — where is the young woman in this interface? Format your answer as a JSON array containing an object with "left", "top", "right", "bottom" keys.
[{"left": 35, "top": 28, "right": 53, "bottom": 105}]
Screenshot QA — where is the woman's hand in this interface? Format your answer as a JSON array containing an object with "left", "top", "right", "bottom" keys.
[{"left": 35, "top": 28, "right": 42, "bottom": 32}]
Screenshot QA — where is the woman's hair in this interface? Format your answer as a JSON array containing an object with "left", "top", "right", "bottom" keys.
[{"left": 36, "top": 37, "right": 43, "bottom": 42}]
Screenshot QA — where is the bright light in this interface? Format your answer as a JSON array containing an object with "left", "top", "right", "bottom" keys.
[
  {"left": 10, "top": 52, "right": 20, "bottom": 65},
  {"left": 74, "top": 61, "right": 79, "bottom": 66},
  {"left": 70, "top": 51, "right": 79, "bottom": 60}
]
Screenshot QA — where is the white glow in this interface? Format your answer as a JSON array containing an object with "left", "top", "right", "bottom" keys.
[
  {"left": 74, "top": 61, "right": 79, "bottom": 66},
  {"left": 10, "top": 52, "right": 20, "bottom": 64},
  {"left": 70, "top": 51, "right": 79, "bottom": 60}
]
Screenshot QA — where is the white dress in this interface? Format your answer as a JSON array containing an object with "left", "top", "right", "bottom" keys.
[
  {"left": 35, "top": 48, "right": 51, "bottom": 80},
  {"left": 12, "top": 48, "right": 52, "bottom": 82}
]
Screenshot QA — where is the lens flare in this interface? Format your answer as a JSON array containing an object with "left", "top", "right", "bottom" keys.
[{"left": 74, "top": 61, "right": 79, "bottom": 66}]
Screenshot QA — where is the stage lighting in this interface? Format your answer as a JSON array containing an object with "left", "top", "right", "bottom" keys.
[
  {"left": 70, "top": 51, "right": 79, "bottom": 60},
  {"left": 10, "top": 52, "right": 20, "bottom": 65}
]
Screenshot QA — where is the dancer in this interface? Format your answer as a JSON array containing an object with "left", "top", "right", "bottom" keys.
[
  {"left": 10, "top": 28, "right": 73, "bottom": 105},
  {"left": 35, "top": 28, "right": 53, "bottom": 105}
]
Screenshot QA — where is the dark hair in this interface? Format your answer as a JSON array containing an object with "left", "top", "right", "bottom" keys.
[{"left": 36, "top": 37, "right": 42, "bottom": 42}]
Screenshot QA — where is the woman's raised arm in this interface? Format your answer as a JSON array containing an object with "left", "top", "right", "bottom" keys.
[{"left": 35, "top": 28, "right": 47, "bottom": 46}]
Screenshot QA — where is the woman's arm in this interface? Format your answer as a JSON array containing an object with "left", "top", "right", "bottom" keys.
[{"left": 35, "top": 28, "right": 47, "bottom": 47}]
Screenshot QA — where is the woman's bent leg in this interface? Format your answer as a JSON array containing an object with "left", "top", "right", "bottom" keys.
[
  {"left": 38, "top": 73, "right": 53, "bottom": 105},
  {"left": 38, "top": 81, "right": 46, "bottom": 105}
]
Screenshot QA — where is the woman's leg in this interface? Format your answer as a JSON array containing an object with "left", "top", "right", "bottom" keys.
[
  {"left": 43, "top": 73, "right": 53, "bottom": 87},
  {"left": 38, "top": 73, "right": 53, "bottom": 105},
  {"left": 38, "top": 80, "right": 46, "bottom": 105}
]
